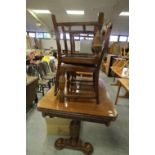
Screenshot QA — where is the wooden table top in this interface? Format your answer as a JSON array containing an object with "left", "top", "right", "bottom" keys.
[
  {"left": 114, "top": 56, "right": 129, "bottom": 60},
  {"left": 26, "top": 76, "right": 38, "bottom": 86},
  {"left": 111, "top": 66, "right": 129, "bottom": 78},
  {"left": 37, "top": 80, "right": 117, "bottom": 125},
  {"left": 118, "top": 78, "right": 129, "bottom": 91}
]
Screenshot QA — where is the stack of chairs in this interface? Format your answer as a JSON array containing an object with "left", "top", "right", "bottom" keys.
[
  {"left": 26, "top": 64, "right": 49, "bottom": 96},
  {"left": 51, "top": 12, "right": 112, "bottom": 104},
  {"left": 27, "top": 60, "right": 57, "bottom": 96}
]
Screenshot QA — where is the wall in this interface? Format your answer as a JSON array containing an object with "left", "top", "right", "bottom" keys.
[
  {"left": 41, "top": 38, "right": 80, "bottom": 51},
  {"left": 109, "top": 41, "right": 129, "bottom": 55},
  {"left": 41, "top": 38, "right": 128, "bottom": 55},
  {"left": 41, "top": 39, "right": 56, "bottom": 49}
]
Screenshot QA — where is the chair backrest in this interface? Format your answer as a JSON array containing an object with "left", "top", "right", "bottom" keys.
[
  {"left": 42, "top": 61, "right": 50, "bottom": 74},
  {"left": 68, "top": 15, "right": 103, "bottom": 54},
  {"left": 37, "top": 62, "right": 46, "bottom": 78},
  {"left": 97, "top": 23, "right": 113, "bottom": 69},
  {"left": 49, "top": 59, "right": 56, "bottom": 72},
  {"left": 51, "top": 12, "right": 104, "bottom": 63},
  {"left": 27, "top": 64, "right": 38, "bottom": 77}
]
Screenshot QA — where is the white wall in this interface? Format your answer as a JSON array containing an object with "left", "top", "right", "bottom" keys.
[
  {"left": 41, "top": 38, "right": 128, "bottom": 54},
  {"left": 41, "top": 38, "right": 80, "bottom": 51},
  {"left": 41, "top": 39, "right": 57, "bottom": 49}
]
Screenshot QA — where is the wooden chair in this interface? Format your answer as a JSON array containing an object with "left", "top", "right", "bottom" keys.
[
  {"left": 38, "top": 62, "right": 55, "bottom": 86},
  {"left": 51, "top": 12, "right": 104, "bottom": 97},
  {"left": 49, "top": 59, "right": 57, "bottom": 73},
  {"left": 26, "top": 64, "right": 50, "bottom": 96},
  {"left": 41, "top": 61, "right": 51, "bottom": 75},
  {"left": 52, "top": 12, "right": 112, "bottom": 103},
  {"left": 59, "top": 24, "right": 112, "bottom": 104},
  {"left": 41, "top": 61, "right": 56, "bottom": 84}
]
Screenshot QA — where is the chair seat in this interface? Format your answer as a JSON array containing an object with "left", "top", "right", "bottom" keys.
[
  {"left": 43, "top": 74, "right": 55, "bottom": 80},
  {"left": 47, "top": 72, "right": 56, "bottom": 77},
  {"left": 61, "top": 54, "right": 98, "bottom": 65},
  {"left": 38, "top": 79, "right": 49, "bottom": 85}
]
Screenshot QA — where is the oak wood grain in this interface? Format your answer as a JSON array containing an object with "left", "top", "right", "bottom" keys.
[{"left": 37, "top": 80, "right": 117, "bottom": 124}]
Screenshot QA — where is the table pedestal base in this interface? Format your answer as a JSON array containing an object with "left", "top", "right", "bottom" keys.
[{"left": 55, "top": 120, "right": 93, "bottom": 155}]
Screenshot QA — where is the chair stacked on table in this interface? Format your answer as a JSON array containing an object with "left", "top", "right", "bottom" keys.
[{"left": 51, "top": 12, "right": 112, "bottom": 104}]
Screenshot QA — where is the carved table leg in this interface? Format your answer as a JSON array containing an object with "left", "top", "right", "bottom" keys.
[{"left": 55, "top": 120, "right": 93, "bottom": 155}]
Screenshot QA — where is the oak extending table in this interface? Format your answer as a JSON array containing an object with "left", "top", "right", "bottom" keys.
[{"left": 37, "top": 79, "right": 117, "bottom": 155}]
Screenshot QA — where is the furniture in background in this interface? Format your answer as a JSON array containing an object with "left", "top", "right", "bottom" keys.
[
  {"left": 115, "top": 78, "right": 129, "bottom": 105},
  {"left": 41, "top": 61, "right": 56, "bottom": 81},
  {"left": 49, "top": 59, "right": 57, "bottom": 73},
  {"left": 26, "top": 35, "right": 42, "bottom": 49},
  {"left": 37, "top": 80, "right": 117, "bottom": 155},
  {"left": 26, "top": 64, "right": 51, "bottom": 96},
  {"left": 37, "top": 62, "right": 55, "bottom": 86},
  {"left": 111, "top": 58, "right": 129, "bottom": 82},
  {"left": 104, "top": 54, "right": 118, "bottom": 76},
  {"left": 110, "top": 58, "right": 129, "bottom": 105},
  {"left": 102, "top": 41, "right": 129, "bottom": 75},
  {"left": 26, "top": 76, "right": 38, "bottom": 112},
  {"left": 109, "top": 42, "right": 121, "bottom": 55}
]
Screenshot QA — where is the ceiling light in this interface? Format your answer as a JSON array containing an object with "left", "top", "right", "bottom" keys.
[
  {"left": 32, "top": 10, "right": 51, "bottom": 14},
  {"left": 66, "top": 10, "right": 84, "bottom": 15},
  {"left": 36, "top": 23, "right": 41, "bottom": 27},
  {"left": 119, "top": 12, "right": 129, "bottom": 16}
]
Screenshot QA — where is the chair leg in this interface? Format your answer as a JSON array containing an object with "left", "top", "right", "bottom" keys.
[
  {"left": 115, "top": 84, "right": 121, "bottom": 105},
  {"left": 41, "top": 85, "right": 44, "bottom": 96},
  {"left": 48, "top": 81, "right": 51, "bottom": 89},
  {"left": 43, "top": 88, "right": 44, "bottom": 96},
  {"left": 35, "top": 93, "right": 38, "bottom": 103}
]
